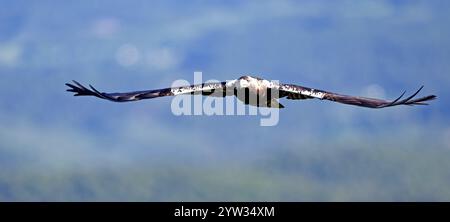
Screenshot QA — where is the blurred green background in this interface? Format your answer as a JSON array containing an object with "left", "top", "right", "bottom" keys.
[{"left": 0, "top": 0, "right": 449, "bottom": 201}]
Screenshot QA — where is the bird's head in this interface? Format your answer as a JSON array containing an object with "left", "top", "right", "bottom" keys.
[
  {"left": 237, "top": 76, "right": 251, "bottom": 88},
  {"left": 237, "top": 75, "right": 262, "bottom": 89}
]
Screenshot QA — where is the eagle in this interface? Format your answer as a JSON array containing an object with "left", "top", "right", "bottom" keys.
[{"left": 65, "top": 75, "right": 436, "bottom": 109}]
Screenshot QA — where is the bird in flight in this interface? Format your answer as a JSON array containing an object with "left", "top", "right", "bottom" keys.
[{"left": 66, "top": 75, "right": 436, "bottom": 109}]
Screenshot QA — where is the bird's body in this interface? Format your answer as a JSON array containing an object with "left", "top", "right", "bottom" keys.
[
  {"left": 66, "top": 75, "right": 436, "bottom": 109},
  {"left": 233, "top": 76, "right": 280, "bottom": 108}
]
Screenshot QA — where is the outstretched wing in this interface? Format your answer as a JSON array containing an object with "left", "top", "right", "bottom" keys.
[
  {"left": 65, "top": 80, "right": 231, "bottom": 102},
  {"left": 279, "top": 84, "right": 436, "bottom": 108}
]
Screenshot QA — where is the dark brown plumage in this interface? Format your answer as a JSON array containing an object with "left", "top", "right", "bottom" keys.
[{"left": 66, "top": 76, "right": 436, "bottom": 109}]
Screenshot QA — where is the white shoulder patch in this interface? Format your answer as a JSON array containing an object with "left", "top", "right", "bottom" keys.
[
  {"left": 281, "top": 84, "right": 325, "bottom": 99},
  {"left": 171, "top": 87, "right": 195, "bottom": 95},
  {"left": 300, "top": 89, "right": 325, "bottom": 99},
  {"left": 170, "top": 83, "right": 225, "bottom": 95},
  {"left": 225, "top": 80, "right": 237, "bottom": 88}
]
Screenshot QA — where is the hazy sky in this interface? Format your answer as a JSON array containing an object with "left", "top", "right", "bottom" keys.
[{"left": 0, "top": 0, "right": 449, "bottom": 201}]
